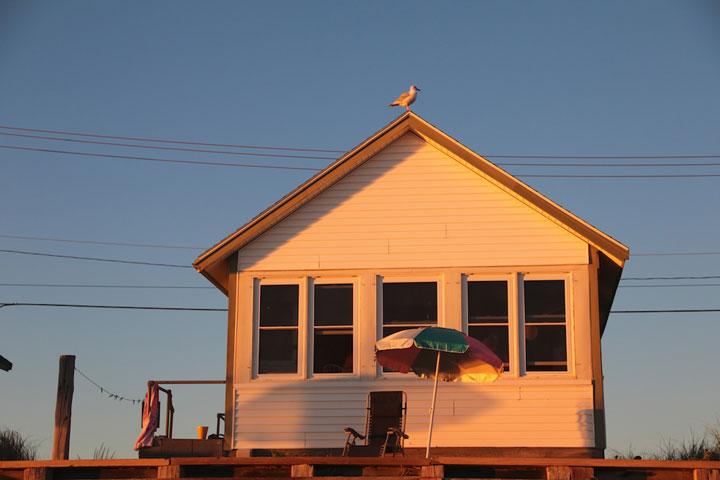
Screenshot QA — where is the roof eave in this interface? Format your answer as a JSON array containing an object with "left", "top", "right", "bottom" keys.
[{"left": 194, "top": 111, "right": 629, "bottom": 288}]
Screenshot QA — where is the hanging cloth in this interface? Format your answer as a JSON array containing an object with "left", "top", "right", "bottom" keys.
[{"left": 134, "top": 382, "right": 160, "bottom": 450}]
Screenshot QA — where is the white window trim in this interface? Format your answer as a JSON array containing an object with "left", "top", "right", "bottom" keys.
[
  {"left": 252, "top": 277, "right": 307, "bottom": 381},
  {"left": 377, "top": 275, "right": 444, "bottom": 378},
  {"left": 519, "top": 272, "right": 575, "bottom": 378},
  {"left": 463, "top": 274, "right": 517, "bottom": 378},
  {"left": 308, "top": 277, "right": 359, "bottom": 379}
]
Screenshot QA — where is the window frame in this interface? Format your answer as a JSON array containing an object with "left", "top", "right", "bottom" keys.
[
  {"left": 308, "top": 277, "right": 358, "bottom": 378},
  {"left": 462, "top": 274, "right": 516, "bottom": 376},
  {"left": 252, "top": 277, "right": 307, "bottom": 380},
  {"left": 519, "top": 273, "right": 574, "bottom": 377},
  {"left": 377, "top": 275, "right": 443, "bottom": 376}
]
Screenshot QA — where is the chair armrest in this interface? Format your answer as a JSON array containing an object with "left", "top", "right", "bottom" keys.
[
  {"left": 387, "top": 427, "right": 409, "bottom": 439},
  {"left": 344, "top": 427, "right": 365, "bottom": 440}
]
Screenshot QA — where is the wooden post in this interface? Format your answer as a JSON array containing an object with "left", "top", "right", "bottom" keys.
[
  {"left": 24, "top": 468, "right": 51, "bottom": 480},
  {"left": 157, "top": 465, "right": 182, "bottom": 478},
  {"left": 695, "top": 469, "right": 720, "bottom": 480},
  {"left": 290, "top": 464, "right": 314, "bottom": 477},
  {"left": 546, "top": 466, "right": 571, "bottom": 480},
  {"left": 52, "top": 355, "right": 75, "bottom": 460},
  {"left": 421, "top": 465, "right": 444, "bottom": 478}
]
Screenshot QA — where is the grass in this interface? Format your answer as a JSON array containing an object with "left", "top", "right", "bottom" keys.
[
  {"left": 612, "top": 424, "right": 720, "bottom": 461},
  {"left": 0, "top": 428, "right": 38, "bottom": 461},
  {"left": 92, "top": 443, "right": 115, "bottom": 460}
]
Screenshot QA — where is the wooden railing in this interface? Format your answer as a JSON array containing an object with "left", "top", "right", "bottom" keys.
[
  {"left": 145, "top": 380, "right": 225, "bottom": 439},
  {"left": 3, "top": 456, "right": 720, "bottom": 480}
]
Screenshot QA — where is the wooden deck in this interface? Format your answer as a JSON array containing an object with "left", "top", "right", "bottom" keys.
[{"left": 2, "top": 456, "right": 720, "bottom": 480}]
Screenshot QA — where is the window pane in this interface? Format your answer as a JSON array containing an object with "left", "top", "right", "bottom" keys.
[
  {"left": 469, "top": 325, "right": 509, "bottom": 371},
  {"left": 524, "top": 280, "right": 565, "bottom": 324},
  {"left": 526, "top": 325, "right": 567, "bottom": 371},
  {"left": 314, "top": 329, "right": 353, "bottom": 373},
  {"left": 314, "top": 284, "right": 353, "bottom": 326},
  {"left": 383, "top": 282, "right": 437, "bottom": 325},
  {"left": 259, "top": 284, "right": 298, "bottom": 327},
  {"left": 468, "top": 281, "right": 508, "bottom": 324},
  {"left": 258, "top": 329, "right": 298, "bottom": 374},
  {"left": 313, "top": 283, "right": 353, "bottom": 374}
]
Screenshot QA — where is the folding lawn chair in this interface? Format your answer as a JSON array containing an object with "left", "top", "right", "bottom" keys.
[{"left": 342, "top": 391, "right": 408, "bottom": 457}]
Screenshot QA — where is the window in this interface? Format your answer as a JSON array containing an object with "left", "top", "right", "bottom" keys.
[
  {"left": 382, "top": 281, "right": 438, "bottom": 337},
  {"left": 524, "top": 279, "right": 567, "bottom": 372},
  {"left": 313, "top": 283, "right": 354, "bottom": 374},
  {"left": 467, "top": 280, "right": 509, "bottom": 371},
  {"left": 258, "top": 284, "right": 299, "bottom": 374}
]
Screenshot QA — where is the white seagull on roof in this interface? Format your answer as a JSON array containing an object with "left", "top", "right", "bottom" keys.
[{"left": 389, "top": 85, "right": 421, "bottom": 111}]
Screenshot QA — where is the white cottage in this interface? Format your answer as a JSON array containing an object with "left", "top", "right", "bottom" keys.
[{"left": 193, "top": 112, "right": 629, "bottom": 457}]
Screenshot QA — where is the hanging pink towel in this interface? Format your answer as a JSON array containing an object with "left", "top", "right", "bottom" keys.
[{"left": 134, "top": 382, "right": 159, "bottom": 450}]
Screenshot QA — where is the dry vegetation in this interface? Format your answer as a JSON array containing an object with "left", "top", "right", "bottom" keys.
[{"left": 0, "top": 428, "right": 38, "bottom": 461}]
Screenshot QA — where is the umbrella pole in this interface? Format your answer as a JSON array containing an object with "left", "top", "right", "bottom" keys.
[{"left": 425, "top": 351, "right": 441, "bottom": 459}]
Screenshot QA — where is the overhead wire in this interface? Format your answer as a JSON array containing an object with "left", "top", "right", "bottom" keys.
[
  {"left": 5, "top": 143, "right": 720, "bottom": 177},
  {"left": 0, "top": 283, "right": 213, "bottom": 289},
  {"left": 0, "top": 234, "right": 205, "bottom": 250},
  {"left": 2, "top": 124, "right": 720, "bottom": 159},
  {"left": 0, "top": 145, "right": 324, "bottom": 171},
  {"left": 0, "top": 131, "right": 337, "bottom": 160},
  {"left": 0, "top": 125, "right": 347, "bottom": 153},
  {"left": 1, "top": 282, "right": 718, "bottom": 289},
  {"left": 0, "top": 248, "right": 193, "bottom": 268},
  {"left": 0, "top": 302, "right": 718, "bottom": 314}
]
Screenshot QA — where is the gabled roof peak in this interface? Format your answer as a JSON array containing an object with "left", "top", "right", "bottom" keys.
[{"left": 194, "top": 112, "right": 628, "bottom": 293}]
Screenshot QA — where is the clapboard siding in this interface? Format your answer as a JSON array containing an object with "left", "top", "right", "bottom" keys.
[
  {"left": 232, "top": 381, "right": 595, "bottom": 449},
  {"left": 238, "top": 134, "right": 587, "bottom": 271}
]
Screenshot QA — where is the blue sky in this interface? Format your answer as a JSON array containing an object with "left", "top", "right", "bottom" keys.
[{"left": 1, "top": 1, "right": 719, "bottom": 459}]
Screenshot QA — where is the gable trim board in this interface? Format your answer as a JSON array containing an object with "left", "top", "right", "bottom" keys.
[{"left": 193, "top": 112, "right": 629, "bottom": 294}]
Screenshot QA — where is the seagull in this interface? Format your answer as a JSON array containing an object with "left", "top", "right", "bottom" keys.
[{"left": 389, "top": 85, "right": 421, "bottom": 111}]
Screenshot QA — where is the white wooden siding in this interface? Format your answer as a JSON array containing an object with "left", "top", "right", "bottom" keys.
[
  {"left": 232, "top": 380, "right": 594, "bottom": 449},
  {"left": 238, "top": 134, "right": 587, "bottom": 271}
]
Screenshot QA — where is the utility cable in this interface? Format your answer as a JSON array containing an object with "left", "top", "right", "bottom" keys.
[
  {"left": 0, "top": 131, "right": 337, "bottom": 160},
  {"left": 0, "top": 283, "right": 213, "bottom": 289},
  {"left": 0, "top": 302, "right": 718, "bottom": 314},
  {"left": 0, "top": 145, "right": 324, "bottom": 170},
  {"left": 0, "top": 124, "right": 347, "bottom": 153},
  {"left": 622, "top": 275, "right": 720, "bottom": 281},
  {"left": 3, "top": 124, "right": 720, "bottom": 159},
  {"left": 0, "top": 302, "right": 224, "bottom": 311},
  {"left": 0, "top": 248, "right": 193, "bottom": 268},
  {"left": 0, "top": 234, "right": 205, "bottom": 250},
  {"left": 5, "top": 143, "right": 720, "bottom": 176}
]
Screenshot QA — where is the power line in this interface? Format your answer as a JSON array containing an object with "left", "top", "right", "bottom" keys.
[
  {"left": 486, "top": 154, "right": 720, "bottom": 159},
  {"left": 0, "top": 248, "right": 193, "bottom": 268},
  {"left": 5, "top": 142, "right": 720, "bottom": 177},
  {"left": 515, "top": 174, "right": 720, "bottom": 178},
  {"left": 611, "top": 309, "right": 720, "bottom": 314},
  {"left": 0, "top": 302, "right": 717, "bottom": 314},
  {"left": 620, "top": 283, "right": 720, "bottom": 288},
  {"left": 0, "top": 131, "right": 337, "bottom": 160},
  {"left": 633, "top": 252, "right": 720, "bottom": 257},
  {"left": 0, "top": 283, "right": 212, "bottom": 289},
  {"left": 6, "top": 143, "right": 720, "bottom": 177},
  {"left": 0, "top": 302, "right": 225, "bottom": 311},
  {"left": 3, "top": 246, "right": 720, "bottom": 270},
  {"left": 0, "top": 125, "right": 347, "bottom": 153},
  {"left": 496, "top": 162, "right": 720, "bottom": 167},
  {"left": 622, "top": 275, "right": 720, "bottom": 281},
  {"left": 0, "top": 234, "right": 205, "bottom": 250},
  {"left": 1, "top": 281, "right": 718, "bottom": 290},
  {"left": 0, "top": 145, "right": 324, "bottom": 171},
  {"left": 3, "top": 124, "right": 719, "bottom": 159}
]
